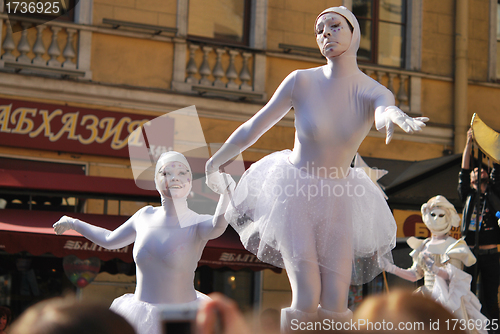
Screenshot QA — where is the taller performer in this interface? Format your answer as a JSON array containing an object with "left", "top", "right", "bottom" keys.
[{"left": 205, "top": 6, "right": 428, "bottom": 332}]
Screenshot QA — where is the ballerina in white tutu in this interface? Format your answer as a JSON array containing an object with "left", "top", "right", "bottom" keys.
[
  {"left": 53, "top": 151, "right": 235, "bottom": 334},
  {"left": 205, "top": 6, "right": 428, "bottom": 332}
]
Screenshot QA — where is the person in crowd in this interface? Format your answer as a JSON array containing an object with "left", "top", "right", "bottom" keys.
[
  {"left": 8, "top": 296, "right": 136, "bottom": 334},
  {"left": 354, "top": 289, "right": 466, "bottom": 334},
  {"left": 0, "top": 306, "right": 12, "bottom": 334},
  {"left": 459, "top": 128, "right": 500, "bottom": 328},
  {"left": 53, "top": 151, "right": 235, "bottom": 334},
  {"left": 204, "top": 5, "right": 427, "bottom": 332},
  {"left": 259, "top": 308, "right": 280, "bottom": 334}
]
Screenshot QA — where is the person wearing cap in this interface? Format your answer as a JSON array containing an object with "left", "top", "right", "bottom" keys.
[
  {"left": 53, "top": 151, "right": 235, "bottom": 334},
  {"left": 205, "top": 6, "right": 428, "bottom": 332},
  {"left": 459, "top": 128, "right": 500, "bottom": 329}
]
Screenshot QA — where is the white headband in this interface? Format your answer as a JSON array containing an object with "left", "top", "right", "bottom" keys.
[{"left": 155, "top": 151, "right": 191, "bottom": 176}]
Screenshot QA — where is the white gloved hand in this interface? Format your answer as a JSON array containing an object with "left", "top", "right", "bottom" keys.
[
  {"left": 53, "top": 216, "right": 76, "bottom": 235},
  {"left": 379, "top": 257, "right": 397, "bottom": 274},
  {"left": 206, "top": 171, "right": 235, "bottom": 195},
  {"left": 422, "top": 253, "right": 439, "bottom": 274},
  {"left": 375, "top": 106, "right": 429, "bottom": 144}
]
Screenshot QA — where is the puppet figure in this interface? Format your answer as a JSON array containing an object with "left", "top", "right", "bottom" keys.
[
  {"left": 204, "top": 6, "right": 428, "bottom": 333},
  {"left": 382, "top": 195, "right": 488, "bottom": 334},
  {"left": 54, "top": 151, "right": 235, "bottom": 334}
]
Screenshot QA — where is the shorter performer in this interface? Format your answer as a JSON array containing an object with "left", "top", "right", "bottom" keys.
[
  {"left": 381, "top": 195, "right": 488, "bottom": 334},
  {"left": 53, "top": 151, "right": 234, "bottom": 334}
]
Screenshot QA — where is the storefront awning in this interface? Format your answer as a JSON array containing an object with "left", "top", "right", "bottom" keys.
[{"left": 0, "top": 209, "right": 280, "bottom": 272}]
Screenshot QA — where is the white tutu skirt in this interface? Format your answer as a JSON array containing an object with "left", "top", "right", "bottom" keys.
[
  {"left": 225, "top": 150, "right": 397, "bottom": 285},
  {"left": 110, "top": 292, "right": 210, "bottom": 334}
]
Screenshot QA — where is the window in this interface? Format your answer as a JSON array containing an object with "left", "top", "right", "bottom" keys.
[
  {"left": 195, "top": 267, "right": 254, "bottom": 312},
  {"left": 353, "top": 0, "right": 407, "bottom": 67},
  {"left": 187, "top": 0, "right": 251, "bottom": 45},
  {"left": 4, "top": 0, "right": 76, "bottom": 22}
]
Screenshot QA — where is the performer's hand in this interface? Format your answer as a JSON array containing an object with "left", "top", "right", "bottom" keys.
[
  {"left": 197, "top": 293, "right": 252, "bottom": 334},
  {"left": 379, "top": 257, "right": 397, "bottom": 274},
  {"left": 467, "top": 128, "right": 474, "bottom": 143},
  {"left": 375, "top": 106, "right": 428, "bottom": 144},
  {"left": 206, "top": 170, "right": 235, "bottom": 195},
  {"left": 53, "top": 216, "right": 75, "bottom": 235},
  {"left": 422, "top": 254, "right": 437, "bottom": 273}
]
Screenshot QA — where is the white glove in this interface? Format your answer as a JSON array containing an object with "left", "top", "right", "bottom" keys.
[
  {"left": 53, "top": 216, "right": 76, "bottom": 235},
  {"left": 206, "top": 171, "right": 235, "bottom": 195},
  {"left": 379, "top": 257, "right": 397, "bottom": 274},
  {"left": 422, "top": 254, "right": 439, "bottom": 274},
  {"left": 375, "top": 106, "right": 429, "bottom": 144}
]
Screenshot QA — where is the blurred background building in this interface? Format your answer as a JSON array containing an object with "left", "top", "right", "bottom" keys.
[{"left": 0, "top": 0, "right": 499, "bottom": 318}]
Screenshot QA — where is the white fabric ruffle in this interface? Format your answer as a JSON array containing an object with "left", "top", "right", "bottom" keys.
[
  {"left": 432, "top": 264, "right": 488, "bottom": 334},
  {"left": 110, "top": 292, "right": 210, "bottom": 334},
  {"left": 225, "top": 150, "right": 397, "bottom": 284}
]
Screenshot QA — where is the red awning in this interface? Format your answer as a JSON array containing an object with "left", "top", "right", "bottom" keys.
[
  {"left": 0, "top": 169, "right": 158, "bottom": 201},
  {"left": 0, "top": 209, "right": 280, "bottom": 272}
]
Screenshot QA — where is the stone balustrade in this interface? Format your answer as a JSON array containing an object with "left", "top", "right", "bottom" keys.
[
  {"left": 0, "top": 16, "right": 90, "bottom": 78},
  {"left": 173, "top": 41, "right": 266, "bottom": 101}
]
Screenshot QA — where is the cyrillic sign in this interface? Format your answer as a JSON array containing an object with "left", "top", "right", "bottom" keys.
[{"left": 0, "top": 98, "right": 174, "bottom": 158}]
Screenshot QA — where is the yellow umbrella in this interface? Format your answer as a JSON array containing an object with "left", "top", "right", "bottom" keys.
[{"left": 471, "top": 113, "right": 500, "bottom": 164}]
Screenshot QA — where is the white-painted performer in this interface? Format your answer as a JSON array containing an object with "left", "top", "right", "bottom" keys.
[
  {"left": 53, "top": 151, "right": 235, "bottom": 334},
  {"left": 204, "top": 6, "right": 428, "bottom": 332},
  {"left": 381, "top": 195, "right": 488, "bottom": 334}
]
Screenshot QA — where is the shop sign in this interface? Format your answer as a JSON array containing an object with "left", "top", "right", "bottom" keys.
[
  {"left": 219, "top": 252, "right": 265, "bottom": 263},
  {"left": 63, "top": 240, "right": 130, "bottom": 254},
  {"left": 0, "top": 98, "right": 174, "bottom": 158}
]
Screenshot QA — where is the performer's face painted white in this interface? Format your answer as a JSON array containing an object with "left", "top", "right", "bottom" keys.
[
  {"left": 156, "top": 162, "right": 191, "bottom": 200},
  {"left": 424, "top": 207, "right": 450, "bottom": 236},
  {"left": 315, "top": 13, "right": 352, "bottom": 58},
  {"left": 421, "top": 195, "right": 460, "bottom": 237}
]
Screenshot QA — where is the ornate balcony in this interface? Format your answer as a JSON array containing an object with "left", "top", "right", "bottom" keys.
[
  {"left": 172, "top": 40, "right": 266, "bottom": 102},
  {"left": 0, "top": 14, "right": 91, "bottom": 79}
]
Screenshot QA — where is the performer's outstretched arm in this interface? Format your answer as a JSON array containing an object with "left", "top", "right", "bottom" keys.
[
  {"left": 380, "top": 258, "right": 423, "bottom": 282},
  {"left": 53, "top": 208, "right": 140, "bottom": 249},
  {"left": 198, "top": 173, "right": 236, "bottom": 240},
  {"left": 206, "top": 72, "right": 296, "bottom": 175}
]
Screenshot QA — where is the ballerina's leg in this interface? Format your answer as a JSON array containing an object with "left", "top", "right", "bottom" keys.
[
  {"left": 283, "top": 258, "right": 321, "bottom": 313},
  {"left": 319, "top": 269, "right": 351, "bottom": 312},
  {"left": 318, "top": 239, "right": 352, "bottom": 312}
]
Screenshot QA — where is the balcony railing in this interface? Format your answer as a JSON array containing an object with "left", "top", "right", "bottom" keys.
[
  {"left": 360, "top": 65, "right": 413, "bottom": 114},
  {"left": 172, "top": 41, "right": 266, "bottom": 101},
  {"left": 0, "top": 15, "right": 91, "bottom": 78}
]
